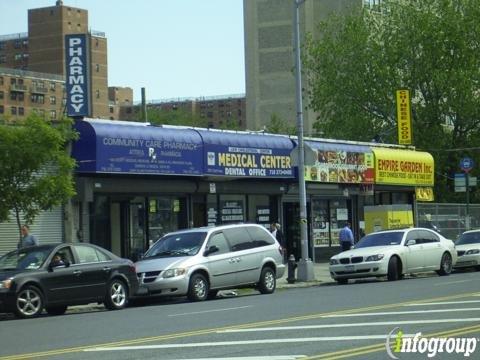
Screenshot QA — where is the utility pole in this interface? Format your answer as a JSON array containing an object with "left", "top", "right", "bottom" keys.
[{"left": 294, "top": 0, "right": 314, "bottom": 281}]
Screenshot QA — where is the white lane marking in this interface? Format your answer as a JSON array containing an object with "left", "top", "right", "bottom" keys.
[
  {"left": 168, "top": 305, "right": 252, "bottom": 317},
  {"left": 323, "top": 307, "right": 480, "bottom": 317},
  {"left": 121, "top": 357, "right": 307, "bottom": 360},
  {"left": 434, "top": 280, "right": 472, "bottom": 286},
  {"left": 217, "top": 318, "right": 480, "bottom": 333},
  {"left": 404, "top": 300, "right": 480, "bottom": 306},
  {"left": 84, "top": 335, "right": 415, "bottom": 352}
]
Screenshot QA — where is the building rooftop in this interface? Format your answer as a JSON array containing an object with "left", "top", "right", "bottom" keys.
[{"left": 0, "top": 67, "right": 64, "bottom": 81}]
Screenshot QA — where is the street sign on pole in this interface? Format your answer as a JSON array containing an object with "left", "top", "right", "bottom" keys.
[
  {"left": 460, "top": 157, "right": 474, "bottom": 173},
  {"left": 459, "top": 157, "right": 474, "bottom": 230}
]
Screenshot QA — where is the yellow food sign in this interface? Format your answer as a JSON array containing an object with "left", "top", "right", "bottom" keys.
[
  {"left": 416, "top": 187, "right": 435, "bottom": 202},
  {"left": 373, "top": 148, "right": 434, "bottom": 186},
  {"left": 396, "top": 89, "right": 412, "bottom": 145}
]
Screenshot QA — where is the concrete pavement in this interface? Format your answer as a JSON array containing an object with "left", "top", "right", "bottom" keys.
[{"left": 277, "top": 261, "right": 331, "bottom": 289}]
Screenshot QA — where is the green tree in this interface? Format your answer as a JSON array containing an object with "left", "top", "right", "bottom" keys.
[
  {"left": 146, "top": 107, "right": 209, "bottom": 128},
  {"left": 0, "top": 114, "right": 77, "bottom": 241},
  {"left": 303, "top": 0, "right": 480, "bottom": 202},
  {"left": 266, "top": 113, "right": 297, "bottom": 135}
]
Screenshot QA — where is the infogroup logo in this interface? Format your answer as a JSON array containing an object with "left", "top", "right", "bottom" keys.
[{"left": 385, "top": 327, "right": 478, "bottom": 358}]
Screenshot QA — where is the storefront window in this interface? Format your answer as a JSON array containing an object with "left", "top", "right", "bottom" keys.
[
  {"left": 248, "top": 195, "right": 271, "bottom": 229},
  {"left": 147, "top": 196, "right": 187, "bottom": 246},
  {"left": 330, "top": 200, "right": 349, "bottom": 246},
  {"left": 312, "top": 199, "right": 329, "bottom": 246},
  {"left": 207, "top": 194, "right": 218, "bottom": 226},
  {"left": 219, "top": 195, "right": 245, "bottom": 224}
]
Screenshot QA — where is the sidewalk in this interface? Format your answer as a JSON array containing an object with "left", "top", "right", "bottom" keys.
[{"left": 277, "top": 261, "right": 332, "bottom": 289}]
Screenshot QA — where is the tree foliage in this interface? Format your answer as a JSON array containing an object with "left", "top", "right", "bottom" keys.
[
  {"left": 266, "top": 113, "right": 297, "bottom": 135},
  {"left": 303, "top": 0, "right": 480, "bottom": 201},
  {"left": 0, "top": 115, "right": 77, "bottom": 238}
]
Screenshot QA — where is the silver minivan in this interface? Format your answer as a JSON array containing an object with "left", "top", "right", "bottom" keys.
[{"left": 135, "top": 224, "right": 285, "bottom": 301}]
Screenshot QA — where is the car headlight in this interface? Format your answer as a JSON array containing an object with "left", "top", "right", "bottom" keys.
[
  {"left": 466, "top": 249, "right": 480, "bottom": 255},
  {"left": 330, "top": 259, "right": 339, "bottom": 265},
  {"left": 0, "top": 279, "right": 13, "bottom": 289},
  {"left": 162, "top": 268, "right": 187, "bottom": 278},
  {"left": 365, "top": 254, "right": 384, "bottom": 262}
]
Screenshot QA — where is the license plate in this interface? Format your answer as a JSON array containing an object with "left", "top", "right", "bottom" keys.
[{"left": 345, "top": 265, "right": 355, "bottom": 272}]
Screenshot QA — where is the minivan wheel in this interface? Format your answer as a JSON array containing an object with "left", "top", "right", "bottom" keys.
[
  {"left": 15, "top": 285, "right": 44, "bottom": 318},
  {"left": 188, "top": 273, "right": 209, "bottom": 301},
  {"left": 437, "top": 253, "right": 452, "bottom": 276},
  {"left": 105, "top": 279, "right": 128, "bottom": 310},
  {"left": 258, "top": 267, "right": 276, "bottom": 294}
]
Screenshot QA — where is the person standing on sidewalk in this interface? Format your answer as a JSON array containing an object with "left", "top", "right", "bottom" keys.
[
  {"left": 339, "top": 222, "right": 354, "bottom": 252},
  {"left": 18, "top": 224, "right": 39, "bottom": 249},
  {"left": 270, "top": 222, "right": 286, "bottom": 262}
]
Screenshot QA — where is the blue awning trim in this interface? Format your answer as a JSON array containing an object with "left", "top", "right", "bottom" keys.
[
  {"left": 72, "top": 119, "right": 204, "bottom": 176},
  {"left": 196, "top": 130, "right": 295, "bottom": 178}
]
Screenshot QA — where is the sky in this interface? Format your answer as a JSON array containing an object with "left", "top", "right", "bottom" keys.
[{"left": 0, "top": 0, "right": 245, "bottom": 102}]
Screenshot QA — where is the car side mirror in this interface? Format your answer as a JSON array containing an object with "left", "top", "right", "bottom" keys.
[
  {"left": 204, "top": 245, "right": 219, "bottom": 256},
  {"left": 406, "top": 239, "right": 416, "bottom": 246}
]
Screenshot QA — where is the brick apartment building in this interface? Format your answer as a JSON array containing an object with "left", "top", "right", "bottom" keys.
[{"left": 0, "top": 0, "right": 131, "bottom": 120}]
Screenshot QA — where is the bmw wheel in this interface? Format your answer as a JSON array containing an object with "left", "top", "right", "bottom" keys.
[{"left": 437, "top": 253, "right": 452, "bottom": 276}]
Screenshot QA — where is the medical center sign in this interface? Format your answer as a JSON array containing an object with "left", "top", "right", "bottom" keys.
[{"left": 65, "top": 34, "right": 90, "bottom": 117}]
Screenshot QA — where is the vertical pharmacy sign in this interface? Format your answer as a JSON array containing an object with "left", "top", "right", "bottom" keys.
[
  {"left": 65, "top": 34, "right": 90, "bottom": 117},
  {"left": 396, "top": 89, "right": 412, "bottom": 145}
]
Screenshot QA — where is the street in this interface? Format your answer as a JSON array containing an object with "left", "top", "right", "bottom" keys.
[{"left": 1, "top": 269, "right": 480, "bottom": 360}]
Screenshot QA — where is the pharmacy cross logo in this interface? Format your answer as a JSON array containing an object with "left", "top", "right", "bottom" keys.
[{"left": 385, "top": 327, "right": 478, "bottom": 358}]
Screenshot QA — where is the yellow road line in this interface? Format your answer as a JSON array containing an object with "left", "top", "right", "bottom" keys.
[
  {"left": 305, "top": 323, "right": 480, "bottom": 359},
  {"left": 1, "top": 291, "right": 479, "bottom": 360}
]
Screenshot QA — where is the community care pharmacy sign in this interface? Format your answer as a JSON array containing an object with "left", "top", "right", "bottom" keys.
[{"left": 65, "top": 34, "right": 90, "bottom": 117}]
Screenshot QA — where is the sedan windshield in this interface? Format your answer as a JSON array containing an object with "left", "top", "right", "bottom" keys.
[
  {"left": 0, "top": 248, "right": 51, "bottom": 270},
  {"left": 145, "top": 232, "right": 207, "bottom": 258},
  {"left": 456, "top": 232, "right": 480, "bottom": 245},
  {"left": 354, "top": 232, "right": 404, "bottom": 248}
]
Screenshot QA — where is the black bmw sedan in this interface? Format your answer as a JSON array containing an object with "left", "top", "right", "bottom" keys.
[{"left": 0, "top": 243, "right": 139, "bottom": 318}]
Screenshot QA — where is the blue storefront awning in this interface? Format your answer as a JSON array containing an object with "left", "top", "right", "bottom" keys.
[
  {"left": 72, "top": 119, "right": 203, "bottom": 176},
  {"left": 197, "top": 130, "right": 295, "bottom": 178}
]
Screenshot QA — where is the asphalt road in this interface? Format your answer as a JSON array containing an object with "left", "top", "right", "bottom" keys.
[{"left": 1, "top": 269, "right": 480, "bottom": 360}]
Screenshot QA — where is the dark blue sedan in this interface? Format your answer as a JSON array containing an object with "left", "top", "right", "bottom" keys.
[{"left": 0, "top": 243, "right": 139, "bottom": 318}]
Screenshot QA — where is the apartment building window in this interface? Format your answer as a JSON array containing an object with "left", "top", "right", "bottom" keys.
[
  {"left": 14, "top": 40, "right": 21, "bottom": 49},
  {"left": 62, "top": 98, "right": 67, "bottom": 106},
  {"left": 0, "top": 105, "right": 3, "bottom": 114},
  {"left": 207, "top": 112, "right": 213, "bottom": 118},
  {"left": 96, "top": 90, "right": 100, "bottom": 99},
  {"left": 0, "top": 76, "right": 3, "bottom": 85},
  {"left": 95, "top": 64, "right": 100, "bottom": 72},
  {"left": 10, "top": 78, "right": 16, "bottom": 85},
  {"left": 31, "top": 94, "right": 45, "bottom": 104},
  {"left": 18, "top": 107, "right": 24, "bottom": 116},
  {"left": 50, "top": 110, "right": 56, "bottom": 120},
  {"left": 126, "top": 107, "right": 132, "bottom": 114},
  {"left": 11, "top": 92, "right": 25, "bottom": 101},
  {"left": 14, "top": 54, "right": 23, "bottom": 61},
  {"left": 0, "top": 55, "right": 6, "bottom": 64},
  {"left": 0, "top": 42, "right": 5, "bottom": 50},
  {"left": 0, "top": 91, "right": 3, "bottom": 99},
  {"left": 50, "top": 82, "right": 56, "bottom": 91},
  {"left": 11, "top": 106, "right": 17, "bottom": 115},
  {"left": 49, "top": 96, "right": 56, "bottom": 105},
  {"left": 109, "top": 106, "right": 114, "bottom": 114},
  {"left": 238, "top": 109, "right": 242, "bottom": 116},
  {"left": 227, "top": 111, "right": 232, "bottom": 117},
  {"left": 22, "top": 39, "right": 28, "bottom": 48}
]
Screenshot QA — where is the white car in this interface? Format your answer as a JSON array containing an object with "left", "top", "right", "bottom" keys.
[
  {"left": 329, "top": 228, "right": 457, "bottom": 284},
  {"left": 454, "top": 229, "right": 480, "bottom": 270}
]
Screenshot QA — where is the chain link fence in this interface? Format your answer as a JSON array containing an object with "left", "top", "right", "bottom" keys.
[{"left": 416, "top": 203, "right": 480, "bottom": 240}]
